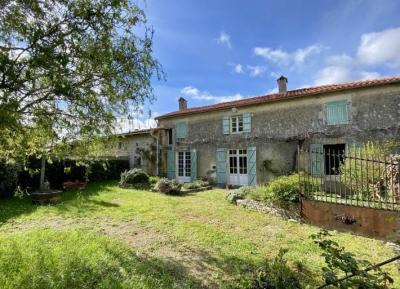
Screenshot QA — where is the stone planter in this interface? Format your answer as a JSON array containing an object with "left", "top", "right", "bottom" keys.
[
  {"left": 236, "top": 199, "right": 301, "bottom": 221},
  {"left": 31, "top": 190, "right": 63, "bottom": 205}
]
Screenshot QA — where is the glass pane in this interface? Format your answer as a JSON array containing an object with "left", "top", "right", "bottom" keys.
[
  {"left": 229, "top": 156, "right": 237, "bottom": 174},
  {"left": 238, "top": 116, "right": 243, "bottom": 132},
  {"left": 239, "top": 156, "right": 247, "bottom": 174},
  {"left": 185, "top": 152, "right": 191, "bottom": 177}
]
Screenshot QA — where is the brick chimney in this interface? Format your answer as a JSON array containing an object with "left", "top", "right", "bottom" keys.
[
  {"left": 277, "top": 75, "right": 288, "bottom": 93},
  {"left": 178, "top": 97, "right": 187, "bottom": 111}
]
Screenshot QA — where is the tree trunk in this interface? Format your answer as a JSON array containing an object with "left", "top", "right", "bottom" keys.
[{"left": 39, "top": 155, "right": 46, "bottom": 191}]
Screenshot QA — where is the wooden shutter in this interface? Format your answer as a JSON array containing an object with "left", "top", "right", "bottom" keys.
[
  {"left": 243, "top": 113, "right": 251, "bottom": 133},
  {"left": 176, "top": 122, "right": 188, "bottom": 139},
  {"left": 247, "top": 147, "right": 257, "bottom": 185},
  {"left": 216, "top": 148, "right": 227, "bottom": 185},
  {"left": 222, "top": 116, "right": 230, "bottom": 134},
  {"left": 191, "top": 149, "right": 197, "bottom": 182},
  {"left": 309, "top": 144, "right": 323, "bottom": 176},
  {"left": 325, "top": 100, "right": 349, "bottom": 125},
  {"left": 167, "top": 150, "right": 175, "bottom": 179}
]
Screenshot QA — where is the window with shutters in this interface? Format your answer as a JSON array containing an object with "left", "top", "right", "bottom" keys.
[
  {"left": 176, "top": 122, "right": 188, "bottom": 139},
  {"left": 324, "top": 100, "right": 350, "bottom": 125},
  {"left": 230, "top": 115, "right": 243, "bottom": 133}
]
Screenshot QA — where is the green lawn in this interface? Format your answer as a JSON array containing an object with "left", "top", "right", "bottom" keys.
[{"left": 0, "top": 181, "right": 398, "bottom": 289}]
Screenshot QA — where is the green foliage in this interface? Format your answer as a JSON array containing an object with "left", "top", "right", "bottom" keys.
[
  {"left": 0, "top": 229, "right": 194, "bottom": 289},
  {"left": 264, "top": 173, "right": 318, "bottom": 203},
  {"left": 340, "top": 141, "right": 400, "bottom": 200},
  {"left": 154, "top": 178, "right": 183, "bottom": 195},
  {"left": 119, "top": 168, "right": 150, "bottom": 188},
  {"left": 251, "top": 248, "right": 302, "bottom": 289},
  {"left": 226, "top": 186, "right": 253, "bottom": 203},
  {"left": 311, "top": 230, "right": 394, "bottom": 288},
  {"left": 0, "top": 0, "right": 162, "bottom": 163},
  {"left": 149, "top": 176, "right": 160, "bottom": 185},
  {"left": 0, "top": 160, "right": 20, "bottom": 198},
  {"left": 183, "top": 180, "right": 209, "bottom": 190}
]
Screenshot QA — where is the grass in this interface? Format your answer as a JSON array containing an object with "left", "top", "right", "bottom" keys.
[{"left": 0, "top": 181, "right": 399, "bottom": 288}]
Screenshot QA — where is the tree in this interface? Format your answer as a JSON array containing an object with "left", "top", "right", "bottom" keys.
[{"left": 0, "top": 0, "right": 161, "bottom": 186}]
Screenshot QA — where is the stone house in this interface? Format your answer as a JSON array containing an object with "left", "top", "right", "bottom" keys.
[
  {"left": 154, "top": 76, "right": 400, "bottom": 186},
  {"left": 114, "top": 129, "right": 159, "bottom": 175}
]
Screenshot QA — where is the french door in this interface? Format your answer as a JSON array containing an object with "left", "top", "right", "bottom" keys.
[
  {"left": 228, "top": 149, "right": 248, "bottom": 186},
  {"left": 178, "top": 151, "right": 191, "bottom": 182}
]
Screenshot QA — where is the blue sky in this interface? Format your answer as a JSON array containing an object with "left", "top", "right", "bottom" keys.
[{"left": 121, "top": 0, "right": 400, "bottom": 130}]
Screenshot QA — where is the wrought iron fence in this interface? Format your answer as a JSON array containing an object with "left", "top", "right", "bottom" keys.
[{"left": 298, "top": 146, "right": 400, "bottom": 211}]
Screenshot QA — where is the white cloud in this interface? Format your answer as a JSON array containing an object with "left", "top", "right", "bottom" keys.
[
  {"left": 114, "top": 116, "right": 157, "bottom": 133},
  {"left": 357, "top": 27, "right": 400, "bottom": 68},
  {"left": 246, "top": 65, "right": 266, "bottom": 77},
  {"left": 234, "top": 64, "right": 244, "bottom": 74},
  {"left": 230, "top": 63, "right": 266, "bottom": 77},
  {"left": 217, "top": 31, "right": 231, "bottom": 48},
  {"left": 181, "top": 86, "right": 243, "bottom": 103},
  {"left": 254, "top": 44, "right": 325, "bottom": 67},
  {"left": 313, "top": 66, "right": 380, "bottom": 85}
]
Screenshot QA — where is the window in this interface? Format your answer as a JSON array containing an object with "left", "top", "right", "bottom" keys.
[
  {"left": 167, "top": 129, "right": 173, "bottom": 145},
  {"left": 230, "top": 116, "right": 244, "bottom": 133},
  {"left": 178, "top": 151, "right": 191, "bottom": 177},
  {"left": 176, "top": 122, "right": 188, "bottom": 139},
  {"left": 229, "top": 149, "right": 247, "bottom": 174},
  {"left": 323, "top": 144, "right": 345, "bottom": 175},
  {"left": 325, "top": 100, "right": 350, "bottom": 125},
  {"left": 118, "top": 141, "right": 125, "bottom": 150}
]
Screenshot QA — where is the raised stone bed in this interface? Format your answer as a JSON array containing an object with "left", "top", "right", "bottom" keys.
[
  {"left": 31, "top": 190, "right": 63, "bottom": 205},
  {"left": 236, "top": 199, "right": 300, "bottom": 221},
  {"left": 63, "top": 180, "right": 87, "bottom": 191},
  {"left": 182, "top": 186, "right": 213, "bottom": 193}
]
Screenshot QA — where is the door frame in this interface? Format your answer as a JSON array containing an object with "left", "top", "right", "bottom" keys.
[
  {"left": 227, "top": 149, "right": 248, "bottom": 186},
  {"left": 177, "top": 150, "right": 191, "bottom": 183}
]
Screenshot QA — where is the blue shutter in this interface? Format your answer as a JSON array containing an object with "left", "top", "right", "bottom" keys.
[
  {"left": 222, "top": 116, "right": 230, "bottom": 134},
  {"left": 247, "top": 147, "right": 257, "bottom": 185},
  {"left": 167, "top": 150, "right": 175, "bottom": 179},
  {"left": 309, "top": 144, "right": 323, "bottom": 176},
  {"left": 325, "top": 100, "right": 349, "bottom": 125},
  {"left": 191, "top": 149, "right": 197, "bottom": 182},
  {"left": 216, "top": 148, "right": 227, "bottom": 185},
  {"left": 243, "top": 113, "right": 251, "bottom": 133},
  {"left": 176, "top": 122, "right": 188, "bottom": 139}
]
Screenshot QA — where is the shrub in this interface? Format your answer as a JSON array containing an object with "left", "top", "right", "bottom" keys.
[
  {"left": 119, "top": 168, "right": 150, "bottom": 188},
  {"left": 149, "top": 176, "right": 160, "bottom": 185},
  {"left": 0, "top": 160, "right": 20, "bottom": 198},
  {"left": 264, "top": 173, "right": 318, "bottom": 203},
  {"left": 311, "top": 230, "right": 394, "bottom": 288},
  {"left": 340, "top": 141, "right": 400, "bottom": 200},
  {"left": 226, "top": 186, "right": 253, "bottom": 203},
  {"left": 183, "top": 180, "right": 209, "bottom": 190},
  {"left": 154, "top": 178, "right": 183, "bottom": 195}
]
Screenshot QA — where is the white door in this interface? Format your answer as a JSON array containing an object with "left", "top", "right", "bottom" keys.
[
  {"left": 228, "top": 149, "right": 248, "bottom": 186},
  {"left": 177, "top": 151, "right": 191, "bottom": 182}
]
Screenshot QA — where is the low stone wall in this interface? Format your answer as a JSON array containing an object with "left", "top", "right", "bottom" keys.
[
  {"left": 302, "top": 200, "right": 400, "bottom": 240},
  {"left": 236, "top": 199, "right": 301, "bottom": 221}
]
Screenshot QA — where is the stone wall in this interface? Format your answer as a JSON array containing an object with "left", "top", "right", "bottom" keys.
[
  {"left": 302, "top": 200, "right": 400, "bottom": 240},
  {"left": 158, "top": 84, "right": 400, "bottom": 183}
]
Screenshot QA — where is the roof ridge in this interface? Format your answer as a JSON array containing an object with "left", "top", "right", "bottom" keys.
[{"left": 156, "top": 76, "right": 400, "bottom": 120}]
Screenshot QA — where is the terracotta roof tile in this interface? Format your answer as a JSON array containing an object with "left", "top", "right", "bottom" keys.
[{"left": 156, "top": 76, "right": 400, "bottom": 120}]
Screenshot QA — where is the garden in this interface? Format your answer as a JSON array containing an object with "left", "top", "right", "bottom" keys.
[{"left": 1, "top": 171, "right": 399, "bottom": 288}]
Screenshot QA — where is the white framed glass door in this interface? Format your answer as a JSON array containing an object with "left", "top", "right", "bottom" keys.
[
  {"left": 178, "top": 151, "right": 191, "bottom": 182},
  {"left": 228, "top": 149, "right": 248, "bottom": 186}
]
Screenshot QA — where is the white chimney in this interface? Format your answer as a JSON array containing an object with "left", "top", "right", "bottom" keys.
[{"left": 277, "top": 75, "right": 288, "bottom": 93}]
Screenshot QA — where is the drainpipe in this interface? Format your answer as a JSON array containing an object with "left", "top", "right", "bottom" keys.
[{"left": 150, "top": 128, "right": 159, "bottom": 176}]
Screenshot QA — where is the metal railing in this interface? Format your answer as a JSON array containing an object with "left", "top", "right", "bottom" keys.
[{"left": 298, "top": 146, "right": 400, "bottom": 211}]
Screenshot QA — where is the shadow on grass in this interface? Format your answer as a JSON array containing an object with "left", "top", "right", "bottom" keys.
[{"left": 0, "top": 181, "right": 118, "bottom": 224}]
